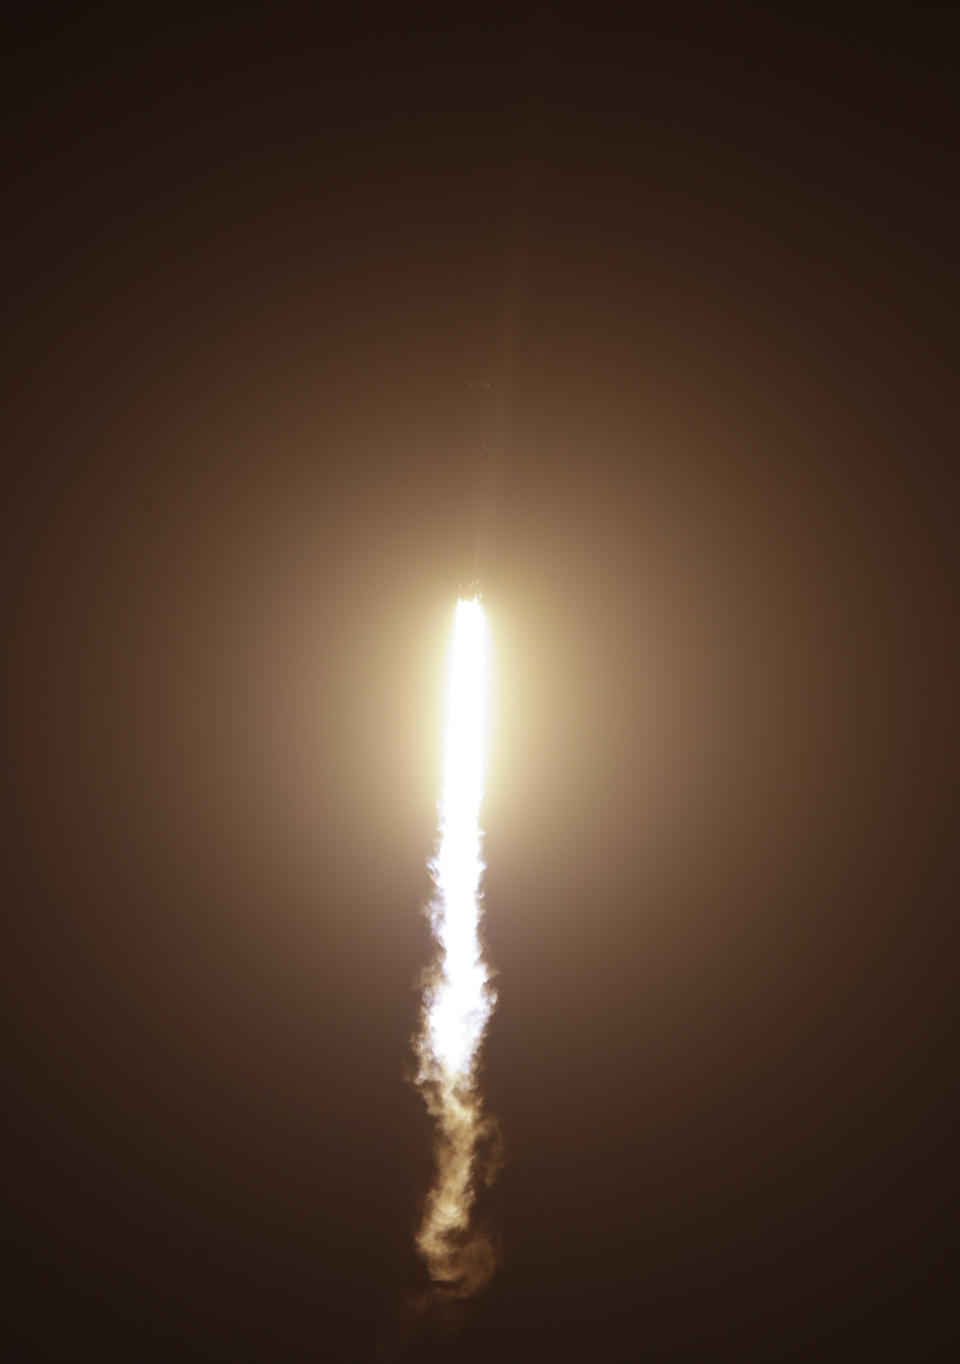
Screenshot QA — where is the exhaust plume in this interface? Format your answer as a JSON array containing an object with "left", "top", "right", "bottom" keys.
[{"left": 415, "top": 596, "right": 498, "bottom": 1298}]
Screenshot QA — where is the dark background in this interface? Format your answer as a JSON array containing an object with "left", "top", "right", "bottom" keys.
[{"left": 5, "top": 10, "right": 955, "bottom": 1361}]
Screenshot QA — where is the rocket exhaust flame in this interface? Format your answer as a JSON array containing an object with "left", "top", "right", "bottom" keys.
[{"left": 415, "top": 596, "right": 498, "bottom": 1297}]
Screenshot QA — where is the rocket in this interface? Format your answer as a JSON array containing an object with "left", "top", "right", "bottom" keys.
[{"left": 463, "top": 380, "right": 494, "bottom": 598}]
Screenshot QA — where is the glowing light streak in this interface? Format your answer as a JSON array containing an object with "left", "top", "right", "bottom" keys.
[{"left": 415, "top": 596, "right": 497, "bottom": 1296}]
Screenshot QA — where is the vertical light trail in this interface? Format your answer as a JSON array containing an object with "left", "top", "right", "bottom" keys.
[{"left": 415, "top": 596, "right": 497, "bottom": 1297}]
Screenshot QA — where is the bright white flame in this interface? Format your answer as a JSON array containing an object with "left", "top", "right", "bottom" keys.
[{"left": 415, "top": 596, "right": 497, "bottom": 1296}]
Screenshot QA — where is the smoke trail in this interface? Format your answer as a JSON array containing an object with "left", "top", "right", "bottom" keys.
[{"left": 415, "top": 596, "right": 498, "bottom": 1298}]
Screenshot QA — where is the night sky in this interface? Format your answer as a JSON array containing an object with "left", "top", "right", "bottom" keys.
[{"left": 6, "top": 12, "right": 956, "bottom": 1361}]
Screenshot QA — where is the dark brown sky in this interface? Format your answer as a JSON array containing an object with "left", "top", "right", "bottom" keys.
[{"left": 5, "top": 11, "right": 956, "bottom": 1361}]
